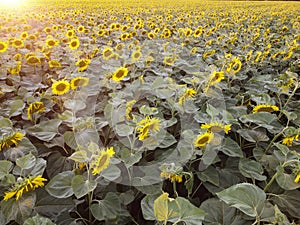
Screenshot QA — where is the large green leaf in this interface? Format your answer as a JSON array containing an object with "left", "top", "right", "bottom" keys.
[
  {"left": 221, "top": 138, "right": 243, "bottom": 157},
  {"left": 46, "top": 171, "right": 74, "bottom": 198},
  {"left": 0, "top": 160, "right": 13, "bottom": 178},
  {"left": 276, "top": 172, "right": 300, "bottom": 190},
  {"left": 16, "top": 153, "right": 36, "bottom": 170},
  {"left": 216, "top": 183, "right": 266, "bottom": 217},
  {"left": 71, "top": 175, "right": 97, "bottom": 198},
  {"left": 24, "top": 214, "right": 56, "bottom": 225},
  {"left": 27, "top": 119, "right": 62, "bottom": 141},
  {"left": 239, "top": 158, "right": 267, "bottom": 181},
  {"left": 153, "top": 192, "right": 170, "bottom": 222},
  {"left": 1, "top": 193, "right": 36, "bottom": 224},
  {"left": 90, "top": 192, "right": 122, "bottom": 221},
  {"left": 200, "top": 198, "right": 252, "bottom": 225}
]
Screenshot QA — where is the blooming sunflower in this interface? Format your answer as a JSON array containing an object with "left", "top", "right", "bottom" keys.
[
  {"left": 112, "top": 67, "right": 129, "bottom": 82},
  {"left": 201, "top": 121, "right": 231, "bottom": 134},
  {"left": 282, "top": 134, "right": 299, "bottom": 146},
  {"left": 194, "top": 132, "right": 214, "bottom": 148},
  {"left": 0, "top": 41, "right": 8, "bottom": 53},
  {"left": 131, "top": 50, "right": 142, "bottom": 62},
  {"left": 203, "top": 50, "right": 216, "bottom": 59},
  {"left": 20, "top": 31, "right": 29, "bottom": 39},
  {"left": 27, "top": 102, "right": 46, "bottom": 121},
  {"left": 208, "top": 71, "right": 225, "bottom": 86},
  {"left": 51, "top": 79, "right": 70, "bottom": 95},
  {"left": 0, "top": 131, "right": 25, "bottom": 151},
  {"left": 77, "top": 25, "right": 85, "bottom": 33},
  {"left": 102, "top": 47, "right": 114, "bottom": 60},
  {"left": 163, "top": 55, "right": 176, "bottom": 66},
  {"left": 48, "top": 60, "right": 61, "bottom": 69},
  {"left": 65, "top": 29, "right": 75, "bottom": 38},
  {"left": 8, "top": 61, "right": 22, "bottom": 75},
  {"left": 69, "top": 38, "right": 80, "bottom": 50},
  {"left": 178, "top": 88, "right": 196, "bottom": 105},
  {"left": 11, "top": 39, "right": 24, "bottom": 48},
  {"left": 252, "top": 104, "right": 279, "bottom": 113},
  {"left": 46, "top": 39, "right": 59, "bottom": 48},
  {"left": 227, "top": 57, "right": 242, "bottom": 73},
  {"left": 160, "top": 171, "right": 183, "bottom": 183},
  {"left": 137, "top": 116, "right": 161, "bottom": 140},
  {"left": 126, "top": 100, "right": 136, "bottom": 119},
  {"left": 70, "top": 76, "right": 89, "bottom": 90},
  {"left": 26, "top": 56, "right": 41, "bottom": 66},
  {"left": 90, "top": 147, "right": 115, "bottom": 175},
  {"left": 4, "top": 175, "right": 47, "bottom": 201},
  {"left": 75, "top": 59, "right": 91, "bottom": 72}
]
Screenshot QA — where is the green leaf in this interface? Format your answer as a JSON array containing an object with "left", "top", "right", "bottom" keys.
[
  {"left": 221, "top": 138, "right": 243, "bottom": 157},
  {"left": 71, "top": 175, "right": 97, "bottom": 198},
  {"left": 273, "top": 143, "right": 289, "bottom": 156},
  {"left": 16, "top": 153, "right": 36, "bottom": 170},
  {"left": 2, "top": 193, "right": 36, "bottom": 224},
  {"left": 115, "top": 123, "right": 134, "bottom": 136},
  {"left": 239, "top": 158, "right": 267, "bottom": 181},
  {"left": 27, "top": 119, "right": 62, "bottom": 141},
  {"left": 197, "top": 166, "right": 220, "bottom": 186},
  {"left": 0, "top": 118, "right": 12, "bottom": 128},
  {"left": 200, "top": 198, "right": 252, "bottom": 225},
  {"left": 168, "top": 197, "right": 206, "bottom": 225},
  {"left": 239, "top": 112, "right": 282, "bottom": 134},
  {"left": 237, "top": 129, "right": 269, "bottom": 143},
  {"left": 68, "top": 150, "right": 88, "bottom": 163},
  {"left": 101, "top": 164, "right": 121, "bottom": 181},
  {"left": 271, "top": 190, "right": 300, "bottom": 219},
  {"left": 46, "top": 171, "right": 74, "bottom": 198},
  {"left": 46, "top": 151, "right": 73, "bottom": 179},
  {"left": 276, "top": 172, "right": 300, "bottom": 190},
  {"left": 63, "top": 131, "right": 78, "bottom": 149},
  {"left": 9, "top": 99, "right": 25, "bottom": 117},
  {"left": 216, "top": 183, "right": 266, "bottom": 217},
  {"left": 63, "top": 99, "right": 86, "bottom": 112},
  {"left": 0, "top": 160, "right": 13, "bottom": 178},
  {"left": 154, "top": 192, "right": 170, "bottom": 222},
  {"left": 90, "top": 192, "right": 122, "bottom": 221},
  {"left": 159, "top": 132, "right": 177, "bottom": 148},
  {"left": 24, "top": 214, "right": 56, "bottom": 225},
  {"left": 141, "top": 194, "right": 160, "bottom": 221}
]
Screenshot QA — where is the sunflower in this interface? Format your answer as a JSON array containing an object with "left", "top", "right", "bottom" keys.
[
  {"left": 69, "top": 38, "right": 80, "bottom": 50},
  {"left": 0, "top": 131, "right": 25, "bottom": 151},
  {"left": 20, "top": 31, "right": 29, "bottom": 39},
  {"left": 245, "top": 50, "right": 253, "bottom": 61},
  {"left": 46, "top": 38, "right": 59, "bottom": 48},
  {"left": 131, "top": 50, "right": 142, "bottom": 62},
  {"left": 51, "top": 79, "right": 70, "bottom": 95},
  {"left": 77, "top": 25, "right": 85, "bottom": 33},
  {"left": 11, "top": 39, "right": 24, "bottom": 48},
  {"left": 294, "top": 172, "right": 300, "bottom": 184},
  {"left": 115, "top": 43, "right": 125, "bottom": 52},
  {"left": 160, "top": 171, "right": 183, "bottom": 183},
  {"left": 102, "top": 47, "right": 114, "bottom": 60},
  {"left": 283, "top": 51, "right": 293, "bottom": 61},
  {"left": 208, "top": 71, "right": 225, "bottom": 86},
  {"left": 252, "top": 104, "right": 279, "bottom": 114},
  {"left": 282, "top": 134, "right": 299, "bottom": 146},
  {"left": 126, "top": 100, "right": 136, "bottom": 119},
  {"left": 201, "top": 121, "right": 231, "bottom": 134},
  {"left": 148, "top": 32, "right": 156, "bottom": 39},
  {"left": 48, "top": 60, "right": 61, "bottom": 69},
  {"left": 75, "top": 58, "right": 91, "bottom": 72},
  {"left": 70, "top": 76, "right": 89, "bottom": 90},
  {"left": 65, "top": 29, "right": 75, "bottom": 38},
  {"left": 178, "top": 88, "right": 196, "bottom": 105},
  {"left": 137, "top": 116, "right": 161, "bottom": 140},
  {"left": 227, "top": 57, "right": 242, "bottom": 73},
  {"left": 193, "top": 28, "right": 202, "bottom": 37},
  {"left": 43, "top": 27, "right": 52, "bottom": 34},
  {"left": 90, "top": 147, "right": 115, "bottom": 175},
  {"left": 26, "top": 56, "right": 41, "bottom": 66},
  {"left": 254, "top": 51, "right": 262, "bottom": 62},
  {"left": 4, "top": 175, "right": 47, "bottom": 201},
  {"left": 194, "top": 132, "right": 214, "bottom": 148},
  {"left": 163, "top": 55, "right": 176, "bottom": 66},
  {"left": 8, "top": 61, "right": 22, "bottom": 75},
  {"left": 0, "top": 41, "right": 8, "bottom": 53},
  {"left": 27, "top": 102, "right": 46, "bottom": 121},
  {"left": 112, "top": 67, "right": 129, "bottom": 82},
  {"left": 203, "top": 50, "right": 216, "bottom": 59}
]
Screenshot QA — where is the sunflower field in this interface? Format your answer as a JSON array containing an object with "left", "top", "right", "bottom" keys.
[{"left": 0, "top": 0, "right": 299, "bottom": 224}]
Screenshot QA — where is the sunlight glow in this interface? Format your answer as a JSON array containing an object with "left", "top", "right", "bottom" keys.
[{"left": 0, "top": 0, "right": 23, "bottom": 7}]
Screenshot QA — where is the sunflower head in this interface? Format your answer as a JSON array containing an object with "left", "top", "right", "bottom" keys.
[
  {"left": 51, "top": 79, "right": 70, "bottom": 95},
  {"left": 112, "top": 67, "right": 129, "bottom": 82},
  {"left": 70, "top": 76, "right": 89, "bottom": 90},
  {"left": 194, "top": 132, "right": 214, "bottom": 148}
]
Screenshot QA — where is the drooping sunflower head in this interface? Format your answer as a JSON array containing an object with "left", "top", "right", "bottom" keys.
[
  {"left": 91, "top": 147, "right": 115, "bottom": 175},
  {"left": 112, "top": 67, "right": 129, "bottom": 82},
  {"left": 51, "top": 79, "right": 70, "bottom": 95},
  {"left": 0, "top": 131, "right": 25, "bottom": 151},
  {"left": 201, "top": 122, "right": 231, "bottom": 134},
  {"left": 75, "top": 59, "right": 91, "bottom": 72},
  {"left": 252, "top": 104, "right": 279, "bottom": 114},
  {"left": 194, "top": 132, "right": 214, "bottom": 148},
  {"left": 48, "top": 60, "right": 61, "bottom": 69},
  {"left": 27, "top": 101, "right": 46, "bottom": 121},
  {"left": 70, "top": 76, "right": 89, "bottom": 90}
]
